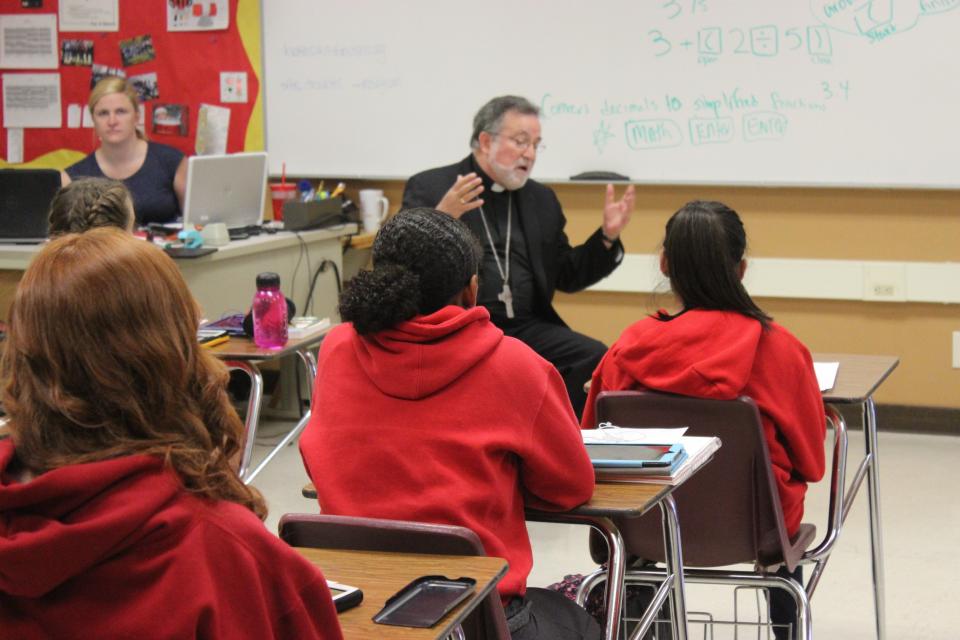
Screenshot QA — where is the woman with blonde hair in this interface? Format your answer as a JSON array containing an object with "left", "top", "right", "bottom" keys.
[
  {"left": 64, "top": 77, "right": 186, "bottom": 225},
  {"left": 0, "top": 229, "right": 343, "bottom": 639}
]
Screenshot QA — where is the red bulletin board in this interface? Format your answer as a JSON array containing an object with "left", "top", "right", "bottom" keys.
[{"left": 0, "top": 0, "right": 262, "bottom": 168}]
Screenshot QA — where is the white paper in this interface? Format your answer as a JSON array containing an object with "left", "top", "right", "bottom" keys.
[
  {"left": 5, "top": 128, "right": 23, "bottom": 164},
  {"left": 0, "top": 14, "right": 58, "bottom": 69},
  {"left": 82, "top": 106, "right": 93, "bottom": 128},
  {"left": 59, "top": 0, "right": 119, "bottom": 32},
  {"left": 2, "top": 73, "right": 61, "bottom": 128},
  {"left": 195, "top": 103, "right": 231, "bottom": 155},
  {"left": 67, "top": 103, "right": 82, "bottom": 128},
  {"left": 814, "top": 361, "right": 840, "bottom": 392},
  {"left": 220, "top": 71, "right": 248, "bottom": 103},
  {"left": 168, "top": 0, "right": 230, "bottom": 31},
  {"left": 582, "top": 424, "right": 688, "bottom": 445}
]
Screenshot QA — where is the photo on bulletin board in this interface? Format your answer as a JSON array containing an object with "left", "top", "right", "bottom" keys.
[
  {"left": 90, "top": 63, "right": 125, "bottom": 88},
  {"left": 119, "top": 34, "right": 156, "bottom": 67},
  {"left": 151, "top": 103, "right": 188, "bottom": 136},
  {"left": 167, "top": 0, "right": 229, "bottom": 31},
  {"left": 61, "top": 39, "right": 93, "bottom": 66},
  {"left": 128, "top": 72, "right": 159, "bottom": 101}
]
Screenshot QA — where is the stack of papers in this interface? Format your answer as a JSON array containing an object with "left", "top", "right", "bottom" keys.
[
  {"left": 582, "top": 425, "right": 721, "bottom": 485},
  {"left": 288, "top": 316, "right": 331, "bottom": 340}
]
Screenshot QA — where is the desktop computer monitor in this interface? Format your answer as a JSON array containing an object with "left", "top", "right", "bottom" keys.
[{"left": 181, "top": 152, "right": 268, "bottom": 230}]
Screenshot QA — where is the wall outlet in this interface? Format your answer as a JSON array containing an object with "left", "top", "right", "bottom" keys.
[
  {"left": 862, "top": 264, "right": 906, "bottom": 301},
  {"left": 953, "top": 331, "right": 960, "bottom": 369}
]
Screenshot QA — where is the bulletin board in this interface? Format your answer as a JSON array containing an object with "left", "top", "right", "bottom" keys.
[{"left": 0, "top": 0, "right": 263, "bottom": 169}]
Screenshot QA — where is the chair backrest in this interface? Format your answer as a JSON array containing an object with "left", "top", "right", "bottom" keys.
[
  {"left": 278, "top": 513, "right": 510, "bottom": 640},
  {"left": 278, "top": 513, "right": 485, "bottom": 556},
  {"left": 593, "top": 390, "right": 809, "bottom": 570}
]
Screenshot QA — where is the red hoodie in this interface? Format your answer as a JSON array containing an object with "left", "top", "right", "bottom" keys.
[
  {"left": 300, "top": 305, "right": 595, "bottom": 599},
  {"left": 582, "top": 310, "right": 826, "bottom": 534},
  {"left": 0, "top": 439, "right": 343, "bottom": 639}
]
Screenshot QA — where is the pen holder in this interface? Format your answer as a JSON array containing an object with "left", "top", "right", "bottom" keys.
[{"left": 282, "top": 197, "right": 344, "bottom": 231}]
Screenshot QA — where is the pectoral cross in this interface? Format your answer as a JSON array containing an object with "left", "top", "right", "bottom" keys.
[{"left": 498, "top": 283, "right": 515, "bottom": 319}]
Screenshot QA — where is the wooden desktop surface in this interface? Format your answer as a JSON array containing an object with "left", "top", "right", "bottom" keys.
[
  {"left": 205, "top": 329, "right": 331, "bottom": 361},
  {"left": 296, "top": 547, "right": 508, "bottom": 640},
  {"left": 814, "top": 353, "right": 899, "bottom": 403}
]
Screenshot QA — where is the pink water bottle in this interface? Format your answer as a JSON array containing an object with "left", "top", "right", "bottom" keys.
[{"left": 252, "top": 272, "right": 288, "bottom": 349}]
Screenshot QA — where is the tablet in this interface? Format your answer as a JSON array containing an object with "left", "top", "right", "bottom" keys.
[{"left": 586, "top": 443, "right": 685, "bottom": 468}]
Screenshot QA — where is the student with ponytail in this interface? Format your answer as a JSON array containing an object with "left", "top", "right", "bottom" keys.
[
  {"left": 582, "top": 200, "right": 826, "bottom": 639},
  {"left": 300, "top": 207, "right": 601, "bottom": 640}
]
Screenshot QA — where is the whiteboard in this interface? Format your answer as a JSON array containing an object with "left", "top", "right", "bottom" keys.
[{"left": 261, "top": 0, "right": 960, "bottom": 188}]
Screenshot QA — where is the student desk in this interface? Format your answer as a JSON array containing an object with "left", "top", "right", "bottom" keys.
[
  {"left": 207, "top": 330, "right": 332, "bottom": 484},
  {"left": 815, "top": 352, "right": 899, "bottom": 640},
  {"left": 527, "top": 459, "right": 715, "bottom": 640},
  {"left": 296, "top": 547, "right": 508, "bottom": 640}
]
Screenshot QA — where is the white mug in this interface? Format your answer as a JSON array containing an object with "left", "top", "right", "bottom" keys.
[{"left": 358, "top": 189, "right": 389, "bottom": 234}]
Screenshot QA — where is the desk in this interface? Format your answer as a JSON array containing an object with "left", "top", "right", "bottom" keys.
[
  {"left": 528, "top": 471, "right": 713, "bottom": 640},
  {"left": 209, "top": 330, "right": 331, "bottom": 483},
  {"left": 815, "top": 353, "right": 899, "bottom": 640},
  {"left": 296, "top": 547, "right": 508, "bottom": 640},
  {"left": 0, "top": 225, "right": 356, "bottom": 323}
]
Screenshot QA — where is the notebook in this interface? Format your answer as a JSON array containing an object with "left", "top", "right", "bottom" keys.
[
  {"left": 181, "top": 152, "right": 268, "bottom": 230},
  {"left": 0, "top": 169, "right": 61, "bottom": 244}
]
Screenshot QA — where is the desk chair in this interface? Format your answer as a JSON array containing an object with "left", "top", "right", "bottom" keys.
[
  {"left": 579, "top": 390, "right": 848, "bottom": 640},
  {"left": 278, "top": 513, "right": 511, "bottom": 640}
]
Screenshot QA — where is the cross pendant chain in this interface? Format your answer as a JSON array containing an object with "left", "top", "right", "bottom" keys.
[{"left": 498, "top": 284, "right": 515, "bottom": 319}]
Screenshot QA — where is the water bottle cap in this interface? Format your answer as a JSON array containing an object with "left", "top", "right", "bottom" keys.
[{"left": 256, "top": 272, "right": 281, "bottom": 288}]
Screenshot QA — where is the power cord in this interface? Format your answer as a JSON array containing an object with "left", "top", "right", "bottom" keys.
[{"left": 304, "top": 259, "right": 341, "bottom": 316}]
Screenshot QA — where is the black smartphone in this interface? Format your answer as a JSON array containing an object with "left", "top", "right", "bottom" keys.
[{"left": 373, "top": 576, "right": 476, "bottom": 628}]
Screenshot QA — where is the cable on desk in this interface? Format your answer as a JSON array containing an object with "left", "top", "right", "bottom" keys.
[{"left": 289, "top": 232, "right": 308, "bottom": 310}]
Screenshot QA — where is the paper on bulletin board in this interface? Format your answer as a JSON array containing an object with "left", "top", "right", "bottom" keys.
[
  {"left": 6, "top": 128, "right": 24, "bottom": 164},
  {"left": 168, "top": 0, "right": 230, "bottom": 32},
  {"left": 195, "top": 104, "right": 230, "bottom": 155},
  {"left": 0, "top": 14, "right": 58, "bottom": 69},
  {"left": 59, "top": 0, "right": 120, "bottom": 32},
  {"left": 2, "top": 73, "right": 62, "bottom": 128}
]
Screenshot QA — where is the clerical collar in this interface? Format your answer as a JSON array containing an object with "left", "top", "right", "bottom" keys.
[{"left": 470, "top": 157, "right": 508, "bottom": 193}]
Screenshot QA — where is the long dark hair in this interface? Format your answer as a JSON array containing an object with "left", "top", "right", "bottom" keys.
[
  {"left": 662, "top": 200, "right": 771, "bottom": 327},
  {"left": 339, "top": 207, "right": 481, "bottom": 335},
  {"left": 2, "top": 228, "right": 266, "bottom": 518}
]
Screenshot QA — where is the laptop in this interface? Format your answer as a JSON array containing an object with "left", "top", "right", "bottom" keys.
[
  {"left": 181, "top": 152, "right": 268, "bottom": 230},
  {"left": 0, "top": 169, "right": 61, "bottom": 244}
]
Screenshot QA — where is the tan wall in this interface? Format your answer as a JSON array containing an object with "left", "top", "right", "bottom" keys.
[{"left": 356, "top": 178, "right": 960, "bottom": 410}]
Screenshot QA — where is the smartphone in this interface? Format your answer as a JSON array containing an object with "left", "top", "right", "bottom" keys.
[
  {"left": 373, "top": 576, "right": 476, "bottom": 627},
  {"left": 327, "top": 580, "right": 363, "bottom": 613}
]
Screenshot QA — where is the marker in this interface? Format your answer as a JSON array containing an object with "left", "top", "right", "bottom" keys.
[{"left": 330, "top": 182, "right": 346, "bottom": 198}]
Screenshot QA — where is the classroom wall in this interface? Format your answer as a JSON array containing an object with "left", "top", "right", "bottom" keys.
[{"left": 349, "top": 178, "right": 960, "bottom": 410}]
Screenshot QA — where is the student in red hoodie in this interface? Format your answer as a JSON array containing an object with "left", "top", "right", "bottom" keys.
[
  {"left": 0, "top": 229, "right": 342, "bottom": 640},
  {"left": 582, "top": 200, "right": 826, "bottom": 639},
  {"left": 300, "top": 207, "right": 599, "bottom": 640}
]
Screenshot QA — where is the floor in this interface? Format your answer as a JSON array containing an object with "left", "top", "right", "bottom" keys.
[{"left": 250, "top": 420, "right": 960, "bottom": 639}]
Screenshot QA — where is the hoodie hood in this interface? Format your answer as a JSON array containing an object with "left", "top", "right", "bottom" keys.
[
  {"left": 0, "top": 439, "right": 179, "bottom": 597},
  {"left": 610, "top": 310, "right": 763, "bottom": 399},
  {"left": 351, "top": 305, "right": 502, "bottom": 400}
]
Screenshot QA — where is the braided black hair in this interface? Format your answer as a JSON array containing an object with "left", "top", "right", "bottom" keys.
[{"left": 339, "top": 207, "right": 481, "bottom": 335}]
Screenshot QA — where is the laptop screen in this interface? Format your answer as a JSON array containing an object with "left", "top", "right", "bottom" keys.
[
  {"left": 181, "top": 152, "right": 268, "bottom": 230},
  {"left": 0, "top": 169, "right": 61, "bottom": 244}
]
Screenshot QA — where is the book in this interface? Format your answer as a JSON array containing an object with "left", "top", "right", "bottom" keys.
[
  {"left": 288, "top": 316, "right": 331, "bottom": 340},
  {"left": 582, "top": 426, "right": 721, "bottom": 485}
]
